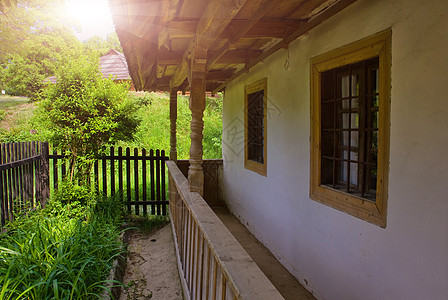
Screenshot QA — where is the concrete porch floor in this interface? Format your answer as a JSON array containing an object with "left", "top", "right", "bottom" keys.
[{"left": 212, "top": 205, "right": 316, "bottom": 300}]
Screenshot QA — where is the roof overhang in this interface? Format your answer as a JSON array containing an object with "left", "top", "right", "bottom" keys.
[{"left": 109, "top": 0, "right": 357, "bottom": 92}]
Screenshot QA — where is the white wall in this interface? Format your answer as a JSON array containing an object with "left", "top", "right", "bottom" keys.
[{"left": 221, "top": 0, "right": 448, "bottom": 299}]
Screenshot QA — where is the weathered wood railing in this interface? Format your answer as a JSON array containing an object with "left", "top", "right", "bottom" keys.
[
  {"left": 167, "top": 161, "right": 284, "bottom": 300},
  {"left": 0, "top": 142, "right": 49, "bottom": 226}
]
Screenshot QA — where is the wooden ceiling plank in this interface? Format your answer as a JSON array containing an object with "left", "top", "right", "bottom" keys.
[
  {"left": 159, "top": 50, "right": 262, "bottom": 66},
  {"left": 212, "top": 0, "right": 358, "bottom": 93},
  {"left": 158, "top": 0, "right": 181, "bottom": 51},
  {"left": 206, "top": 0, "right": 283, "bottom": 70},
  {"left": 170, "top": 0, "right": 248, "bottom": 89},
  {"left": 168, "top": 19, "right": 304, "bottom": 39},
  {"left": 167, "top": 20, "right": 198, "bottom": 39}
]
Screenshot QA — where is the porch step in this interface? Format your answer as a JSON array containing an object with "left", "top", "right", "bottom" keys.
[{"left": 211, "top": 205, "right": 316, "bottom": 300}]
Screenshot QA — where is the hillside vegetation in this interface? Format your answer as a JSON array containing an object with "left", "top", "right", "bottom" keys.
[{"left": 0, "top": 92, "right": 223, "bottom": 159}]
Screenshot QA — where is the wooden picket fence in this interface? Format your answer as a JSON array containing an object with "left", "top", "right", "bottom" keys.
[
  {"left": 0, "top": 141, "right": 49, "bottom": 226},
  {"left": 49, "top": 147, "right": 169, "bottom": 216},
  {"left": 0, "top": 142, "right": 168, "bottom": 227}
]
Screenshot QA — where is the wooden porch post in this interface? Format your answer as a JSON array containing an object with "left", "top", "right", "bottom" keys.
[
  {"left": 169, "top": 88, "right": 178, "bottom": 162},
  {"left": 188, "top": 47, "right": 207, "bottom": 195}
]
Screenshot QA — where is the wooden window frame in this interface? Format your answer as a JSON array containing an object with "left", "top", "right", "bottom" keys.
[
  {"left": 244, "top": 78, "right": 267, "bottom": 176},
  {"left": 310, "top": 30, "right": 391, "bottom": 227}
]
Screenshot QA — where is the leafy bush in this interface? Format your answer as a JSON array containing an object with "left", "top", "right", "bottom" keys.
[
  {"left": 37, "top": 54, "right": 141, "bottom": 181},
  {"left": 52, "top": 179, "right": 95, "bottom": 206}
]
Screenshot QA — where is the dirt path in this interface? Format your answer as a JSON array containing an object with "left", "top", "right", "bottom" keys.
[{"left": 120, "top": 225, "right": 183, "bottom": 300}]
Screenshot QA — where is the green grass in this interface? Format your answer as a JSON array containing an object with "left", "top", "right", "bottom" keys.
[
  {"left": 0, "top": 195, "right": 126, "bottom": 299},
  {"left": 0, "top": 96, "right": 30, "bottom": 110},
  {"left": 119, "top": 91, "right": 222, "bottom": 159}
]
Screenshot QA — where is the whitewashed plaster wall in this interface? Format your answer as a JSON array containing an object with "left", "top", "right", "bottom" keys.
[{"left": 221, "top": 0, "right": 448, "bottom": 299}]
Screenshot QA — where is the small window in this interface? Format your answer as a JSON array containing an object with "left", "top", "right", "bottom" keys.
[
  {"left": 245, "top": 78, "right": 267, "bottom": 176},
  {"left": 310, "top": 30, "right": 391, "bottom": 227}
]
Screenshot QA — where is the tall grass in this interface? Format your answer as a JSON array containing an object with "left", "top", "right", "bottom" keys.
[
  {"left": 0, "top": 194, "right": 125, "bottom": 299},
  {"left": 122, "top": 91, "right": 222, "bottom": 159}
]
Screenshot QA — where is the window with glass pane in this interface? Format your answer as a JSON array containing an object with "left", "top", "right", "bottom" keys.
[
  {"left": 321, "top": 57, "right": 379, "bottom": 201},
  {"left": 247, "top": 90, "right": 265, "bottom": 163},
  {"left": 244, "top": 78, "right": 267, "bottom": 176}
]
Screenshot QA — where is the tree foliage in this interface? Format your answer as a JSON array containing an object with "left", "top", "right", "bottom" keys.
[
  {"left": 84, "top": 32, "right": 122, "bottom": 56},
  {"left": 0, "top": 0, "right": 83, "bottom": 98},
  {"left": 37, "top": 54, "right": 141, "bottom": 181}
]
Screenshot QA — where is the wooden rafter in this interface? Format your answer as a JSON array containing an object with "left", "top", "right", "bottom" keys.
[
  {"left": 170, "top": 0, "right": 248, "bottom": 89},
  {"left": 212, "top": 0, "right": 358, "bottom": 93},
  {"left": 110, "top": 0, "right": 358, "bottom": 92}
]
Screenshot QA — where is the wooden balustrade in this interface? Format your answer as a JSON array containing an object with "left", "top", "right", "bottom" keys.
[{"left": 167, "top": 161, "right": 284, "bottom": 300}]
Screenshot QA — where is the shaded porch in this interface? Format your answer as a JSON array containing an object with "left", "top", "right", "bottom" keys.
[{"left": 167, "top": 160, "right": 314, "bottom": 299}]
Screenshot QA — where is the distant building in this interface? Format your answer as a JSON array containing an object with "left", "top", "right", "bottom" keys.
[{"left": 45, "top": 49, "right": 133, "bottom": 89}]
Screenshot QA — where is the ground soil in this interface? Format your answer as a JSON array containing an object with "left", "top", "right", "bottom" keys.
[{"left": 119, "top": 225, "right": 183, "bottom": 300}]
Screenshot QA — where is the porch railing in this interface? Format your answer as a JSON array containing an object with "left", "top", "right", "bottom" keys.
[{"left": 167, "top": 161, "right": 284, "bottom": 300}]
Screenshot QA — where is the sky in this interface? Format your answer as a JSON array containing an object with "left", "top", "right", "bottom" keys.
[{"left": 63, "top": 0, "right": 116, "bottom": 41}]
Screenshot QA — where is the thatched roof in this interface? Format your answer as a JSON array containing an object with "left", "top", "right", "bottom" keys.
[{"left": 109, "top": 0, "right": 356, "bottom": 92}]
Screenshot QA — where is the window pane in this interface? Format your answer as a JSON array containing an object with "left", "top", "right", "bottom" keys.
[
  {"left": 247, "top": 90, "right": 264, "bottom": 163},
  {"left": 351, "top": 130, "right": 359, "bottom": 147},
  {"left": 320, "top": 56, "right": 380, "bottom": 202}
]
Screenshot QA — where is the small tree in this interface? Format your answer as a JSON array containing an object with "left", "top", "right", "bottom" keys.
[{"left": 38, "top": 54, "right": 141, "bottom": 182}]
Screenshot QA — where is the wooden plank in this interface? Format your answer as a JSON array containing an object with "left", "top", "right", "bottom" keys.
[
  {"left": 12, "top": 143, "right": 18, "bottom": 210},
  {"left": 150, "top": 149, "right": 155, "bottom": 214},
  {"left": 0, "top": 154, "right": 42, "bottom": 171},
  {"left": 7, "top": 143, "right": 13, "bottom": 221},
  {"left": 53, "top": 149, "right": 58, "bottom": 190},
  {"left": 161, "top": 150, "right": 167, "bottom": 215},
  {"left": 195, "top": 229, "right": 201, "bottom": 299},
  {"left": 156, "top": 150, "right": 161, "bottom": 215},
  {"left": 142, "top": 148, "right": 147, "bottom": 215},
  {"left": 166, "top": 161, "right": 284, "bottom": 299},
  {"left": 170, "top": 0, "right": 247, "bottom": 88},
  {"left": 17, "top": 143, "right": 23, "bottom": 209},
  {"left": 199, "top": 233, "right": 205, "bottom": 299},
  {"left": 118, "top": 147, "right": 124, "bottom": 203},
  {"left": 126, "top": 147, "right": 131, "bottom": 214},
  {"left": 0, "top": 143, "right": 5, "bottom": 226},
  {"left": 26, "top": 142, "right": 32, "bottom": 207},
  {"left": 40, "top": 142, "right": 50, "bottom": 207},
  {"left": 102, "top": 152, "right": 107, "bottom": 196},
  {"left": 110, "top": 147, "right": 115, "bottom": 197},
  {"left": 94, "top": 160, "right": 99, "bottom": 194},
  {"left": 32, "top": 142, "right": 39, "bottom": 213},
  {"left": 207, "top": 0, "right": 283, "bottom": 69},
  {"left": 159, "top": 50, "right": 263, "bottom": 65},
  {"left": 167, "top": 19, "right": 304, "bottom": 39},
  {"left": 61, "top": 150, "right": 66, "bottom": 179},
  {"left": 134, "top": 148, "right": 139, "bottom": 215},
  {"left": 213, "top": 0, "right": 358, "bottom": 93}
]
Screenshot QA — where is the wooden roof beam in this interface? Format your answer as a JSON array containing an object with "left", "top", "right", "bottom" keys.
[
  {"left": 167, "top": 19, "right": 305, "bottom": 39},
  {"left": 159, "top": 50, "right": 262, "bottom": 65},
  {"left": 206, "top": 0, "right": 284, "bottom": 70},
  {"left": 212, "top": 0, "right": 358, "bottom": 93},
  {"left": 223, "top": 19, "right": 305, "bottom": 38},
  {"left": 170, "top": 0, "right": 248, "bottom": 89}
]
